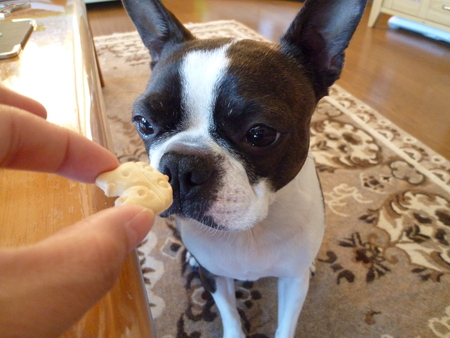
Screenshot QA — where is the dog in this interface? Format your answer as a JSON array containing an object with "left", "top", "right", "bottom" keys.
[{"left": 121, "top": 0, "right": 366, "bottom": 336}]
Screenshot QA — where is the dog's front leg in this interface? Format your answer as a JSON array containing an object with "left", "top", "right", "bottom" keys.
[
  {"left": 275, "top": 271, "right": 311, "bottom": 338},
  {"left": 211, "top": 276, "right": 245, "bottom": 338}
]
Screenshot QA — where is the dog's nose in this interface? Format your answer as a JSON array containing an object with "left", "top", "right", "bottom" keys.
[{"left": 159, "top": 152, "right": 217, "bottom": 199}]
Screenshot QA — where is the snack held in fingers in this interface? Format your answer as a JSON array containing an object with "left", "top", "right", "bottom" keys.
[{"left": 96, "top": 162, "right": 172, "bottom": 214}]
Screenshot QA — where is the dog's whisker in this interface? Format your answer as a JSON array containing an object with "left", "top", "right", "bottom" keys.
[
  {"left": 126, "top": 90, "right": 142, "bottom": 95},
  {"left": 244, "top": 228, "right": 259, "bottom": 251}
]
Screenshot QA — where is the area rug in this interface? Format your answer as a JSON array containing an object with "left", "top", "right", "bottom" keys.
[{"left": 94, "top": 20, "right": 450, "bottom": 338}]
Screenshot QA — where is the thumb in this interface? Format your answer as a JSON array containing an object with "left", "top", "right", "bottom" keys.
[{"left": 0, "top": 205, "right": 154, "bottom": 338}]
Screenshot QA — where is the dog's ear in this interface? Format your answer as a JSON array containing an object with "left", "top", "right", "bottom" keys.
[
  {"left": 280, "top": 0, "right": 367, "bottom": 99},
  {"left": 122, "top": 0, "right": 194, "bottom": 66}
]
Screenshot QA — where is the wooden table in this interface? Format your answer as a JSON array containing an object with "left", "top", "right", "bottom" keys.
[{"left": 0, "top": 0, "right": 155, "bottom": 336}]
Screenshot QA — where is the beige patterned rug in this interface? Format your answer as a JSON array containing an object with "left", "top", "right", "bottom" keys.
[{"left": 94, "top": 21, "right": 450, "bottom": 338}]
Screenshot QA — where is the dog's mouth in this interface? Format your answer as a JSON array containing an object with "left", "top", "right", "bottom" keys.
[
  {"left": 160, "top": 207, "right": 226, "bottom": 230},
  {"left": 158, "top": 184, "right": 224, "bottom": 230},
  {"left": 159, "top": 185, "right": 272, "bottom": 233}
]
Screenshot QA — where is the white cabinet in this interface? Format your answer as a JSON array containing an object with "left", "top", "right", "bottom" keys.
[{"left": 368, "top": 0, "right": 450, "bottom": 32}]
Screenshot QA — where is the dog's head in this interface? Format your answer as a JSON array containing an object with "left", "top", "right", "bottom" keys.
[{"left": 122, "top": 0, "right": 366, "bottom": 231}]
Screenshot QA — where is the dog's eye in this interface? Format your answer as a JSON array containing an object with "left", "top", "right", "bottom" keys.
[
  {"left": 245, "top": 124, "right": 280, "bottom": 147},
  {"left": 133, "top": 116, "right": 154, "bottom": 136}
]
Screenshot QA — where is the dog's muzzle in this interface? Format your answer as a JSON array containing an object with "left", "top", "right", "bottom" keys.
[{"left": 158, "top": 151, "right": 223, "bottom": 226}]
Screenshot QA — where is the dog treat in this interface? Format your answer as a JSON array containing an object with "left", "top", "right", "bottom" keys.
[{"left": 95, "top": 162, "right": 172, "bottom": 214}]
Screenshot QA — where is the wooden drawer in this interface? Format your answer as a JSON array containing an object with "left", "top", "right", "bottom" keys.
[
  {"left": 391, "top": 0, "right": 423, "bottom": 16},
  {"left": 426, "top": 0, "right": 450, "bottom": 26}
]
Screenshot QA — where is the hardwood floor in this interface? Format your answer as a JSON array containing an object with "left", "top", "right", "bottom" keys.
[{"left": 87, "top": 0, "right": 450, "bottom": 159}]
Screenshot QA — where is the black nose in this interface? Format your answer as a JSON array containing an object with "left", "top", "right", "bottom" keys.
[{"left": 159, "top": 151, "right": 217, "bottom": 202}]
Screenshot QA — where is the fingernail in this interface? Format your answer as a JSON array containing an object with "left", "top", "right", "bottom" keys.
[{"left": 125, "top": 207, "right": 154, "bottom": 251}]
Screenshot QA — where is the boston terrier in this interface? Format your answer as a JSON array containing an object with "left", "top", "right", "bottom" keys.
[{"left": 121, "top": 0, "right": 366, "bottom": 336}]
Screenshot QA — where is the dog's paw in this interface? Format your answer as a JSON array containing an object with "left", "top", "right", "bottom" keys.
[
  {"left": 185, "top": 251, "right": 199, "bottom": 269},
  {"left": 310, "top": 262, "right": 316, "bottom": 277}
]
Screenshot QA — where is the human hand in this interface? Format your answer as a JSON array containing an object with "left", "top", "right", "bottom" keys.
[
  {"left": 0, "top": 86, "right": 154, "bottom": 337},
  {"left": 0, "top": 205, "right": 153, "bottom": 338},
  {"left": 0, "top": 85, "right": 119, "bottom": 182}
]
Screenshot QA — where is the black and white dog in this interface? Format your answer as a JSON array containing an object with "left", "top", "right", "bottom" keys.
[{"left": 122, "top": 0, "right": 366, "bottom": 336}]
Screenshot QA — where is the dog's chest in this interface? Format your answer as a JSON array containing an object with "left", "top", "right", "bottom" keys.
[{"left": 178, "top": 220, "right": 305, "bottom": 280}]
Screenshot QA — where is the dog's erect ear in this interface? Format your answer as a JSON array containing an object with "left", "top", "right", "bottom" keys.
[
  {"left": 122, "top": 0, "right": 194, "bottom": 66},
  {"left": 280, "top": 0, "right": 367, "bottom": 99}
]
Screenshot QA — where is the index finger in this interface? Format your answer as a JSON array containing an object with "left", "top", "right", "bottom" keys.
[
  {"left": 0, "top": 104, "right": 119, "bottom": 183},
  {"left": 0, "top": 85, "right": 47, "bottom": 119}
]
